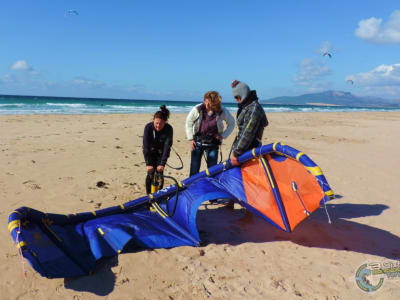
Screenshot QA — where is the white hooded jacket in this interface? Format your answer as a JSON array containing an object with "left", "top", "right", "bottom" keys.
[{"left": 185, "top": 103, "right": 235, "bottom": 141}]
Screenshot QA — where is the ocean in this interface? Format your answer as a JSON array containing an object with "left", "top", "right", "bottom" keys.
[{"left": 1, "top": 95, "right": 399, "bottom": 115}]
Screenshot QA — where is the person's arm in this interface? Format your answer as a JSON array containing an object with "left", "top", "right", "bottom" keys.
[
  {"left": 220, "top": 107, "right": 235, "bottom": 139},
  {"left": 186, "top": 106, "right": 199, "bottom": 150},
  {"left": 142, "top": 124, "right": 152, "bottom": 166},
  {"left": 232, "top": 105, "right": 261, "bottom": 157},
  {"left": 185, "top": 107, "right": 198, "bottom": 141},
  {"left": 159, "top": 125, "right": 173, "bottom": 166}
]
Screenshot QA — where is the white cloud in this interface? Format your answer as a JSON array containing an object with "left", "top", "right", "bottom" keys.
[
  {"left": 355, "top": 10, "right": 400, "bottom": 44},
  {"left": 294, "top": 58, "right": 332, "bottom": 91},
  {"left": 346, "top": 64, "right": 400, "bottom": 97},
  {"left": 346, "top": 64, "right": 400, "bottom": 86},
  {"left": 10, "top": 60, "right": 33, "bottom": 71},
  {"left": 69, "top": 77, "right": 106, "bottom": 89}
]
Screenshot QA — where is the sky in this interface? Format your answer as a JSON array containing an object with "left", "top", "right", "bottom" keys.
[{"left": 1, "top": 1, "right": 400, "bottom": 102}]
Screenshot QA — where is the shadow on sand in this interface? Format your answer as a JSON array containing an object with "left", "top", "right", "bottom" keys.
[
  {"left": 64, "top": 202, "right": 398, "bottom": 295},
  {"left": 64, "top": 256, "right": 118, "bottom": 296},
  {"left": 197, "top": 202, "right": 399, "bottom": 260}
]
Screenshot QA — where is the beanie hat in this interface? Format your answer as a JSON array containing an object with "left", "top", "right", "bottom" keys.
[{"left": 231, "top": 80, "right": 250, "bottom": 101}]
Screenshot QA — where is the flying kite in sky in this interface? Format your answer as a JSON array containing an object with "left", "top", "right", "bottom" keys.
[
  {"left": 65, "top": 10, "right": 79, "bottom": 16},
  {"left": 323, "top": 52, "right": 332, "bottom": 58},
  {"left": 347, "top": 79, "right": 354, "bottom": 85}
]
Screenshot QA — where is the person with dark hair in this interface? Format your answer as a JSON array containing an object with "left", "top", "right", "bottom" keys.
[
  {"left": 142, "top": 105, "right": 173, "bottom": 194},
  {"left": 185, "top": 91, "right": 235, "bottom": 176}
]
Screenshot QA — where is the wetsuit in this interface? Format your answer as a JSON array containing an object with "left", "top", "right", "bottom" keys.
[{"left": 142, "top": 122, "right": 173, "bottom": 194}]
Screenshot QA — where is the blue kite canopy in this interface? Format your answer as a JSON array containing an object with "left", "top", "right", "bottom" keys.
[{"left": 8, "top": 143, "right": 334, "bottom": 278}]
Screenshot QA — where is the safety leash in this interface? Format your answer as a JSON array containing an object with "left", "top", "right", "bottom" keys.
[{"left": 16, "top": 223, "right": 27, "bottom": 278}]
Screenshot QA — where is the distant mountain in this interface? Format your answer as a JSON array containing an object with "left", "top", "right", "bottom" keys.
[{"left": 262, "top": 90, "right": 399, "bottom": 107}]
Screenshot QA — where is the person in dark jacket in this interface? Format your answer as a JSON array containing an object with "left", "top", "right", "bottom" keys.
[
  {"left": 142, "top": 105, "right": 173, "bottom": 194},
  {"left": 228, "top": 80, "right": 268, "bottom": 214},
  {"left": 230, "top": 80, "right": 268, "bottom": 166}
]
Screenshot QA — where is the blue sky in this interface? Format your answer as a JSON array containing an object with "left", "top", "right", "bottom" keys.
[{"left": 1, "top": 1, "right": 399, "bottom": 101}]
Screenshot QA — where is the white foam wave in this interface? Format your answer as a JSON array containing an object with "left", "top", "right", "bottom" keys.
[
  {"left": 0, "top": 103, "right": 25, "bottom": 107},
  {"left": 46, "top": 102, "right": 87, "bottom": 108}
]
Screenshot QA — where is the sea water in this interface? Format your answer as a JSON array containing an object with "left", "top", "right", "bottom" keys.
[{"left": 1, "top": 95, "right": 399, "bottom": 115}]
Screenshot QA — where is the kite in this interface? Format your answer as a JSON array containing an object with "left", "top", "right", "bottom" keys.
[
  {"left": 323, "top": 52, "right": 332, "bottom": 58},
  {"left": 347, "top": 79, "right": 354, "bottom": 85},
  {"left": 8, "top": 142, "right": 334, "bottom": 278}
]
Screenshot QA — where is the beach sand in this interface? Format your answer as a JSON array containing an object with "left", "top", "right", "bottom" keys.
[{"left": 1, "top": 112, "right": 399, "bottom": 299}]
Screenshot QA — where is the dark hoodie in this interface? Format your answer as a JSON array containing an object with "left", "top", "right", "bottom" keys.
[
  {"left": 232, "top": 90, "right": 268, "bottom": 157},
  {"left": 142, "top": 122, "right": 173, "bottom": 166}
]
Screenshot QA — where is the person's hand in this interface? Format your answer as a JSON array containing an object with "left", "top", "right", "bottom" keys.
[
  {"left": 146, "top": 166, "right": 154, "bottom": 172},
  {"left": 157, "top": 165, "right": 164, "bottom": 172},
  {"left": 215, "top": 134, "right": 222, "bottom": 141},
  {"left": 190, "top": 140, "right": 196, "bottom": 151},
  {"left": 230, "top": 153, "right": 240, "bottom": 166}
]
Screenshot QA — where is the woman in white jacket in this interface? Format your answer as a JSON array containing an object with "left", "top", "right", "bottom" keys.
[{"left": 185, "top": 91, "right": 235, "bottom": 176}]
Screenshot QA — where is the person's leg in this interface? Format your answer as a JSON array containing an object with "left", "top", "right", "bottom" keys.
[
  {"left": 189, "top": 145, "right": 203, "bottom": 176},
  {"left": 155, "top": 171, "right": 164, "bottom": 190},
  {"left": 205, "top": 147, "right": 219, "bottom": 169},
  {"left": 145, "top": 169, "right": 155, "bottom": 194}
]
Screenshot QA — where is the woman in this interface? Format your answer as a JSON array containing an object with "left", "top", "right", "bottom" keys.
[
  {"left": 142, "top": 105, "right": 173, "bottom": 194},
  {"left": 185, "top": 91, "right": 235, "bottom": 176}
]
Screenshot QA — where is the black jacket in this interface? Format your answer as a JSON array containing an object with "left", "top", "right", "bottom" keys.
[
  {"left": 232, "top": 90, "right": 268, "bottom": 157},
  {"left": 142, "top": 122, "right": 173, "bottom": 166}
]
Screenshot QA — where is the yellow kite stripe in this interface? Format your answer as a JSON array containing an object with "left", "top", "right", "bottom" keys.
[
  {"left": 178, "top": 181, "right": 183, "bottom": 188},
  {"left": 273, "top": 142, "right": 279, "bottom": 151},
  {"left": 206, "top": 169, "right": 210, "bottom": 176},
  {"left": 296, "top": 152, "right": 304, "bottom": 161},
  {"left": 12, "top": 210, "right": 22, "bottom": 215},
  {"left": 325, "top": 190, "right": 334, "bottom": 197},
  {"left": 92, "top": 211, "right": 96, "bottom": 216},
  {"left": 149, "top": 194, "right": 154, "bottom": 199},
  {"left": 8, "top": 220, "right": 20, "bottom": 232},
  {"left": 16, "top": 241, "right": 27, "bottom": 249},
  {"left": 97, "top": 228, "right": 104, "bottom": 235},
  {"left": 151, "top": 204, "right": 166, "bottom": 218},
  {"left": 306, "top": 166, "right": 323, "bottom": 176},
  {"left": 154, "top": 203, "right": 168, "bottom": 218},
  {"left": 252, "top": 148, "right": 256, "bottom": 157},
  {"left": 120, "top": 204, "right": 125, "bottom": 210},
  {"left": 260, "top": 156, "right": 275, "bottom": 189}
]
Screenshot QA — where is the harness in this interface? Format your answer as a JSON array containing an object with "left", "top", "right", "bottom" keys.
[{"left": 194, "top": 104, "right": 222, "bottom": 147}]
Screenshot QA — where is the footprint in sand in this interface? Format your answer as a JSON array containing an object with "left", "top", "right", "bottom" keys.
[{"left": 22, "top": 180, "right": 41, "bottom": 190}]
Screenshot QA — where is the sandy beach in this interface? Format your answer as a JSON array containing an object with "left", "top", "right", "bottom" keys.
[{"left": 1, "top": 111, "right": 400, "bottom": 299}]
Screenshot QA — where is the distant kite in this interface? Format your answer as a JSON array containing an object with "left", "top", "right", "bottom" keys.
[
  {"left": 65, "top": 10, "right": 79, "bottom": 16},
  {"left": 347, "top": 79, "right": 354, "bottom": 85},
  {"left": 323, "top": 52, "right": 332, "bottom": 58}
]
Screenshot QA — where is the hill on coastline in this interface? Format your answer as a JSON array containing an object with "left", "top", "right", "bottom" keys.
[{"left": 262, "top": 90, "right": 399, "bottom": 107}]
